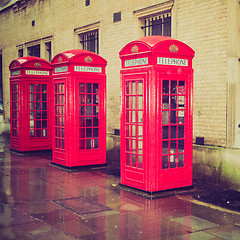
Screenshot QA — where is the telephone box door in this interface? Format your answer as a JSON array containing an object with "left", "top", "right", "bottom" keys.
[{"left": 159, "top": 73, "right": 193, "bottom": 190}]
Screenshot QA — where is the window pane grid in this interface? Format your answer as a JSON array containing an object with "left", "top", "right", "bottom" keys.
[
  {"left": 11, "top": 83, "right": 19, "bottom": 137},
  {"left": 80, "top": 30, "right": 99, "bottom": 54},
  {"left": 79, "top": 83, "right": 99, "bottom": 150},
  {"left": 54, "top": 83, "right": 65, "bottom": 149},
  {"left": 125, "top": 80, "right": 143, "bottom": 169},
  {"left": 29, "top": 84, "right": 48, "bottom": 138},
  {"left": 142, "top": 13, "right": 171, "bottom": 37},
  {"left": 162, "top": 80, "right": 186, "bottom": 169}
]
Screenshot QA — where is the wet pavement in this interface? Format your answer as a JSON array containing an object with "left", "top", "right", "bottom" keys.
[{"left": 1, "top": 135, "right": 240, "bottom": 239}]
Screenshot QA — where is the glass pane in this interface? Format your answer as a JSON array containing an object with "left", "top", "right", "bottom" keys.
[
  {"left": 86, "top": 117, "right": 92, "bottom": 127},
  {"left": 93, "top": 117, "right": 99, "bottom": 126},
  {"left": 30, "top": 130, "right": 35, "bottom": 137},
  {"left": 132, "top": 140, "right": 136, "bottom": 152},
  {"left": 86, "top": 139, "right": 92, "bottom": 149},
  {"left": 86, "top": 128, "right": 92, "bottom": 138},
  {"left": 86, "top": 106, "right": 92, "bottom": 116},
  {"left": 42, "top": 129, "right": 47, "bottom": 137},
  {"left": 162, "top": 156, "right": 169, "bottom": 169},
  {"left": 132, "top": 154, "right": 136, "bottom": 167},
  {"left": 36, "top": 93, "right": 41, "bottom": 101},
  {"left": 126, "top": 153, "right": 130, "bottom": 166},
  {"left": 138, "top": 155, "right": 143, "bottom": 169},
  {"left": 132, "top": 125, "right": 136, "bottom": 137},
  {"left": 170, "top": 140, "right": 177, "bottom": 153},
  {"left": 42, "top": 120, "right": 47, "bottom": 128},
  {"left": 30, "top": 111, "right": 35, "bottom": 119},
  {"left": 36, "top": 84, "right": 41, "bottom": 92},
  {"left": 87, "top": 95, "right": 92, "bottom": 104},
  {"left": 178, "top": 96, "right": 185, "bottom": 108},
  {"left": 163, "top": 126, "right": 169, "bottom": 139},
  {"left": 36, "top": 130, "right": 41, "bottom": 137},
  {"left": 126, "top": 111, "right": 130, "bottom": 123},
  {"left": 138, "top": 126, "right": 143, "bottom": 139},
  {"left": 93, "top": 139, "right": 99, "bottom": 149},
  {"left": 62, "top": 128, "right": 65, "bottom": 138},
  {"left": 93, "top": 83, "right": 99, "bottom": 93},
  {"left": 36, "top": 121, "right": 41, "bottom": 128},
  {"left": 93, "top": 106, "right": 99, "bottom": 115},
  {"left": 93, "top": 128, "right": 98, "bottom": 137},
  {"left": 30, "top": 93, "right": 35, "bottom": 101},
  {"left": 42, "top": 111, "right": 47, "bottom": 119},
  {"left": 30, "top": 84, "right": 35, "bottom": 92},
  {"left": 138, "top": 96, "right": 143, "bottom": 109},
  {"left": 178, "top": 154, "right": 184, "bottom": 167},
  {"left": 171, "top": 111, "right": 177, "bottom": 124},
  {"left": 163, "top": 80, "right": 169, "bottom": 94},
  {"left": 179, "top": 81, "right": 185, "bottom": 94},
  {"left": 30, "top": 102, "right": 35, "bottom": 110},
  {"left": 178, "top": 125, "right": 184, "bottom": 138},
  {"left": 178, "top": 111, "right": 185, "bottom": 124},
  {"left": 132, "top": 96, "right": 136, "bottom": 109},
  {"left": 171, "top": 96, "right": 177, "bottom": 109},
  {"left": 79, "top": 83, "right": 85, "bottom": 93},
  {"left": 132, "top": 82, "right": 136, "bottom": 94},
  {"left": 163, "top": 111, "right": 169, "bottom": 124},
  {"left": 178, "top": 140, "right": 184, "bottom": 153},
  {"left": 42, "top": 84, "right": 47, "bottom": 92},
  {"left": 87, "top": 83, "right": 92, "bottom": 93},
  {"left": 132, "top": 111, "right": 136, "bottom": 123},
  {"left": 126, "top": 125, "right": 130, "bottom": 137},
  {"left": 80, "top": 106, "right": 85, "bottom": 116},
  {"left": 163, "top": 96, "right": 169, "bottom": 109},
  {"left": 126, "top": 82, "right": 130, "bottom": 95},
  {"left": 93, "top": 95, "right": 99, "bottom": 104},
  {"left": 171, "top": 126, "right": 177, "bottom": 139},
  {"left": 126, "top": 139, "right": 130, "bottom": 151},
  {"left": 171, "top": 81, "right": 177, "bottom": 94},
  {"left": 36, "top": 102, "right": 41, "bottom": 110},
  {"left": 138, "top": 111, "right": 143, "bottom": 123},
  {"left": 162, "top": 141, "right": 169, "bottom": 155},
  {"left": 170, "top": 155, "right": 177, "bottom": 168},
  {"left": 79, "top": 95, "right": 85, "bottom": 104},
  {"left": 126, "top": 96, "right": 130, "bottom": 109},
  {"left": 138, "top": 81, "right": 143, "bottom": 94}
]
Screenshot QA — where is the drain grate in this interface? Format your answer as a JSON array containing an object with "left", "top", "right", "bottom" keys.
[
  {"left": 52, "top": 197, "right": 112, "bottom": 215},
  {"left": 194, "top": 189, "right": 240, "bottom": 212}
]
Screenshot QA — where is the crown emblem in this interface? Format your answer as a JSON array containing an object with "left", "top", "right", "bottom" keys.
[
  {"left": 169, "top": 44, "right": 178, "bottom": 53},
  {"left": 131, "top": 45, "right": 139, "bottom": 53},
  {"left": 34, "top": 62, "right": 41, "bottom": 67},
  {"left": 85, "top": 56, "right": 93, "bottom": 63},
  {"left": 58, "top": 56, "right": 62, "bottom": 63}
]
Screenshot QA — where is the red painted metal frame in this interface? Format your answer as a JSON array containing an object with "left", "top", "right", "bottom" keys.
[
  {"left": 9, "top": 57, "right": 53, "bottom": 152},
  {"left": 51, "top": 50, "right": 107, "bottom": 167},
  {"left": 119, "top": 36, "right": 195, "bottom": 192}
]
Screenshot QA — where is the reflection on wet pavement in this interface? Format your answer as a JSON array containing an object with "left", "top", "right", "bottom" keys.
[{"left": 1, "top": 134, "right": 240, "bottom": 239}]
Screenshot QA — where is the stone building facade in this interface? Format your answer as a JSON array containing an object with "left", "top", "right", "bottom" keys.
[{"left": 0, "top": 0, "right": 240, "bottom": 187}]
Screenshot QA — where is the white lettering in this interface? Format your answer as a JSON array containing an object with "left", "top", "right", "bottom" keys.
[
  {"left": 157, "top": 57, "right": 188, "bottom": 67},
  {"left": 74, "top": 66, "right": 102, "bottom": 73},
  {"left": 11, "top": 70, "right": 20, "bottom": 76},
  {"left": 55, "top": 66, "right": 68, "bottom": 73},
  {"left": 125, "top": 58, "right": 148, "bottom": 67},
  {"left": 25, "top": 70, "right": 50, "bottom": 75}
]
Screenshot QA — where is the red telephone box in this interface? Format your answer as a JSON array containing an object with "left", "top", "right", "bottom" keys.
[
  {"left": 51, "top": 50, "right": 107, "bottom": 167},
  {"left": 9, "top": 57, "right": 52, "bottom": 152},
  {"left": 119, "top": 36, "right": 195, "bottom": 192}
]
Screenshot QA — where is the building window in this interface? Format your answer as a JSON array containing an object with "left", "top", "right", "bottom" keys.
[
  {"left": 45, "top": 42, "right": 52, "bottom": 62},
  {"left": 80, "top": 30, "right": 99, "bottom": 54},
  {"left": 142, "top": 13, "right": 171, "bottom": 37},
  {"left": 27, "top": 45, "right": 40, "bottom": 57},
  {"left": 18, "top": 49, "right": 23, "bottom": 58},
  {"left": 85, "top": 0, "right": 90, "bottom": 6}
]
